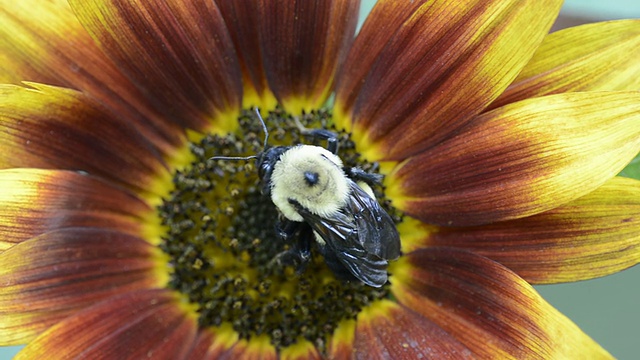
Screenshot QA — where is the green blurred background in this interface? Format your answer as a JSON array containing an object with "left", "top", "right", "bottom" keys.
[{"left": 1, "top": 0, "right": 638, "bottom": 358}]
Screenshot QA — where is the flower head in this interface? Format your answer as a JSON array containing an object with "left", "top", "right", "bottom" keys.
[{"left": 1, "top": 0, "right": 639, "bottom": 358}]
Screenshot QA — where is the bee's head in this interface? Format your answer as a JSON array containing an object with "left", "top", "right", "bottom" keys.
[{"left": 257, "top": 146, "right": 289, "bottom": 196}]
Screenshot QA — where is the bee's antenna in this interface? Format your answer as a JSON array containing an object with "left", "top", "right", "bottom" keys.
[
  {"left": 255, "top": 107, "right": 269, "bottom": 151},
  {"left": 209, "top": 107, "right": 269, "bottom": 162},
  {"left": 209, "top": 154, "right": 258, "bottom": 161}
]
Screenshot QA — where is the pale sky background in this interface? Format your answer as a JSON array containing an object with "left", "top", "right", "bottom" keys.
[
  {"left": 563, "top": 0, "right": 640, "bottom": 18},
  {"left": 1, "top": 1, "right": 638, "bottom": 359}
]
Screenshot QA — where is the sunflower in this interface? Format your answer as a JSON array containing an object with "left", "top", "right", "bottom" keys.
[{"left": 1, "top": 0, "right": 639, "bottom": 358}]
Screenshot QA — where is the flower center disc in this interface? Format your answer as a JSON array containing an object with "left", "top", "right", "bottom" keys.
[{"left": 158, "top": 109, "right": 397, "bottom": 352}]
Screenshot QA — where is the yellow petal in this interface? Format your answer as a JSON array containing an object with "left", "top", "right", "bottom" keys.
[
  {"left": 0, "top": 0, "right": 187, "bottom": 150},
  {"left": 388, "top": 91, "right": 640, "bottom": 226},
  {"left": 424, "top": 176, "right": 640, "bottom": 284},
  {"left": 492, "top": 19, "right": 640, "bottom": 109}
]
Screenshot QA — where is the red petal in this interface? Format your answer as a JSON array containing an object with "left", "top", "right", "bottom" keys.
[
  {"left": 257, "top": 0, "right": 360, "bottom": 114},
  {"left": 0, "top": 169, "right": 151, "bottom": 252},
  {"left": 353, "top": 300, "right": 472, "bottom": 359},
  {"left": 213, "top": 1, "right": 277, "bottom": 111},
  {"left": 335, "top": 0, "right": 563, "bottom": 160},
  {"left": 68, "top": 0, "right": 243, "bottom": 132},
  {"left": 334, "top": 0, "right": 426, "bottom": 130},
  {"left": 0, "top": 84, "right": 168, "bottom": 195},
  {"left": 392, "top": 248, "right": 612, "bottom": 358},
  {"left": 14, "top": 289, "right": 196, "bottom": 359},
  {"left": 185, "top": 325, "right": 239, "bottom": 359},
  {"left": 0, "top": 228, "right": 164, "bottom": 345}
]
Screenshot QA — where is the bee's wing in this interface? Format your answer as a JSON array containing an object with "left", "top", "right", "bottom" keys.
[
  {"left": 291, "top": 181, "right": 400, "bottom": 287},
  {"left": 309, "top": 211, "right": 389, "bottom": 287},
  {"left": 346, "top": 182, "right": 401, "bottom": 261}
]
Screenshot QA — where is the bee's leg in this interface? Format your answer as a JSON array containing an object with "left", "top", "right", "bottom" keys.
[
  {"left": 309, "top": 129, "right": 339, "bottom": 154},
  {"left": 293, "top": 117, "right": 339, "bottom": 154},
  {"left": 344, "top": 167, "right": 384, "bottom": 187},
  {"left": 275, "top": 219, "right": 300, "bottom": 241},
  {"left": 291, "top": 225, "right": 313, "bottom": 273},
  {"left": 273, "top": 220, "right": 312, "bottom": 273}
]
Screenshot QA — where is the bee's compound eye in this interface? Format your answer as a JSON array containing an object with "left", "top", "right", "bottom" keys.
[{"left": 303, "top": 171, "right": 320, "bottom": 186}]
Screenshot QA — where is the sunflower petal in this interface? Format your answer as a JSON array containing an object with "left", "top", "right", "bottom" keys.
[
  {"left": 280, "top": 340, "right": 322, "bottom": 360},
  {"left": 68, "top": 0, "right": 242, "bottom": 131},
  {"left": 327, "top": 319, "right": 356, "bottom": 359},
  {"left": 213, "top": 1, "right": 277, "bottom": 111},
  {"left": 257, "top": 0, "right": 360, "bottom": 115},
  {"left": 0, "top": 169, "right": 151, "bottom": 253},
  {"left": 14, "top": 289, "right": 196, "bottom": 359},
  {"left": 422, "top": 177, "right": 640, "bottom": 284},
  {"left": 0, "top": 0, "right": 96, "bottom": 85},
  {"left": 334, "top": 0, "right": 563, "bottom": 160},
  {"left": 0, "top": 84, "right": 168, "bottom": 195},
  {"left": 353, "top": 300, "right": 472, "bottom": 359},
  {"left": 333, "top": 0, "right": 425, "bottom": 132},
  {"left": 0, "top": 228, "right": 166, "bottom": 345},
  {"left": 388, "top": 91, "right": 640, "bottom": 226},
  {"left": 491, "top": 20, "right": 640, "bottom": 109},
  {"left": 0, "top": 0, "right": 186, "bottom": 151},
  {"left": 218, "top": 336, "right": 278, "bottom": 360},
  {"left": 187, "top": 330, "right": 217, "bottom": 360},
  {"left": 185, "top": 326, "right": 237, "bottom": 359},
  {"left": 392, "top": 248, "right": 612, "bottom": 358}
]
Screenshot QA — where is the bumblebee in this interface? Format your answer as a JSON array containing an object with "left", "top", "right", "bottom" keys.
[{"left": 213, "top": 110, "right": 401, "bottom": 287}]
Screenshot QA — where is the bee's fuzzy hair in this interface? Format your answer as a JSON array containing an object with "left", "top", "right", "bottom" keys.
[{"left": 270, "top": 145, "right": 350, "bottom": 222}]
